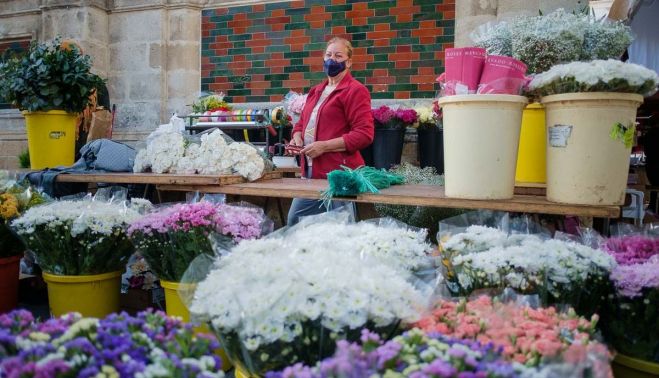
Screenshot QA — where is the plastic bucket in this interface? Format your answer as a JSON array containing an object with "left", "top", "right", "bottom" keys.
[
  {"left": 418, "top": 127, "right": 444, "bottom": 174},
  {"left": 42, "top": 271, "right": 121, "bottom": 318},
  {"left": 160, "top": 280, "right": 232, "bottom": 371},
  {"left": 515, "top": 104, "right": 547, "bottom": 184},
  {"left": 542, "top": 92, "right": 643, "bottom": 205},
  {"left": 372, "top": 128, "right": 406, "bottom": 170},
  {"left": 0, "top": 255, "right": 22, "bottom": 313},
  {"left": 23, "top": 110, "right": 77, "bottom": 170},
  {"left": 439, "top": 94, "right": 528, "bottom": 199},
  {"left": 613, "top": 353, "right": 659, "bottom": 378}
]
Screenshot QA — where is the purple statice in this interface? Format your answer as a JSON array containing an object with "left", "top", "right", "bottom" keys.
[
  {"left": 267, "top": 328, "right": 516, "bottom": 378},
  {"left": 0, "top": 309, "right": 224, "bottom": 378},
  {"left": 604, "top": 235, "right": 659, "bottom": 265},
  {"left": 372, "top": 105, "right": 395, "bottom": 125},
  {"left": 610, "top": 255, "right": 659, "bottom": 297},
  {"left": 0, "top": 309, "right": 34, "bottom": 334}
]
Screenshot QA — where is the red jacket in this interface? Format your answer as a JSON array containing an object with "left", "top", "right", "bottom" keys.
[{"left": 293, "top": 72, "right": 374, "bottom": 179}]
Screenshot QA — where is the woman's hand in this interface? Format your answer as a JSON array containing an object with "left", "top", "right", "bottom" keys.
[
  {"left": 301, "top": 141, "right": 328, "bottom": 159},
  {"left": 291, "top": 132, "right": 304, "bottom": 147}
]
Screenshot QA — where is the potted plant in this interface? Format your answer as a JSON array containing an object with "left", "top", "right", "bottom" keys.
[
  {"left": 0, "top": 171, "right": 46, "bottom": 313},
  {"left": 10, "top": 197, "right": 141, "bottom": 318},
  {"left": 0, "top": 38, "right": 105, "bottom": 169},
  {"left": 368, "top": 105, "right": 418, "bottom": 169},
  {"left": 414, "top": 101, "right": 444, "bottom": 174},
  {"left": 528, "top": 59, "right": 658, "bottom": 205}
]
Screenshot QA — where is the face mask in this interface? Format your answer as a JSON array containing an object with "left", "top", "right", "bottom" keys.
[{"left": 323, "top": 58, "right": 346, "bottom": 77}]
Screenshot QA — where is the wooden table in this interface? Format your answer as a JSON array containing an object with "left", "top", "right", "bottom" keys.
[
  {"left": 54, "top": 171, "right": 282, "bottom": 185},
  {"left": 157, "top": 178, "right": 620, "bottom": 218}
]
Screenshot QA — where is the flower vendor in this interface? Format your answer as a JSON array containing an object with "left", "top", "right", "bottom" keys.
[{"left": 287, "top": 36, "right": 374, "bottom": 225}]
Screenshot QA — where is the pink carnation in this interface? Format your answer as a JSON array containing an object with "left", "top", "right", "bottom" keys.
[
  {"left": 604, "top": 235, "right": 659, "bottom": 265},
  {"left": 415, "top": 296, "right": 605, "bottom": 367},
  {"left": 372, "top": 105, "right": 395, "bottom": 125}
]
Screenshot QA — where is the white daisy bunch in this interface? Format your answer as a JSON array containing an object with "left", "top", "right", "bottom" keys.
[
  {"left": 191, "top": 243, "right": 426, "bottom": 374},
  {"left": 441, "top": 226, "right": 616, "bottom": 313},
  {"left": 528, "top": 59, "right": 659, "bottom": 97},
  {"left": 12, "top": 200, "right": 140, "bottom": 237},
  {"left": 282, "top": 220, "right": 433, "bottom": 273},
  {"left": 11, "top": 199, "right": 141, "bottom": 275}
]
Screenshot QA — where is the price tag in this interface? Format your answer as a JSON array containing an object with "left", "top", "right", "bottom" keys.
[{"left": 548, "top": 125, "right": 573, "bottom": 147}]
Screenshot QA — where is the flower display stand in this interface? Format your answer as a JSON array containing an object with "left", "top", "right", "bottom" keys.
[
  {"left": 42, "top": 271, "right": 121, "bottom": 318},
  {"left": 542, "top": 92, "right": 643, "bottom": 205}
]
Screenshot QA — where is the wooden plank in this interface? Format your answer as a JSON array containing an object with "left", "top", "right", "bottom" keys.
[
  {"left": 157, "top": 178, "right": 620, "bottom": 218},
  {"left": 54, "top": 170, "right": 282, "bottom": 185}
]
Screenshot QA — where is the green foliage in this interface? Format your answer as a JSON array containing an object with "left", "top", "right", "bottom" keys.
[
  {"left": 610, "top": 122, "right": 636, "bottom": 149},
  {"left": 0, "top": 37, "right": 105, "bottom": 113},
  {"left": 17, "top": 150, "right": 29, "bottom": 169},
  {"left": 374, "top": 163, "right": 465, "bottom": 243}
]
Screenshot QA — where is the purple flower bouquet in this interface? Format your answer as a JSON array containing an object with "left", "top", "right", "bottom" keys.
[
  {"left": 602, "top": 235, "right": 659, "bottom": 362},
  {"left": 0, "top": 309, "right": 224, "bottom": 377},
  {"left": 127, "top": 201, "right": 269, "bottom": 282},
  {"left": 266, "top": 328, "right": 517, "bottom": 378}
]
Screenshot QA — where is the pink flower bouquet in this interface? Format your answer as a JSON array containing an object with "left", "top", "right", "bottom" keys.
[
  {"left": 415, "top": 296, "right": 611, "bottom": 375},
  {"left": 372, "top": 105, "right": 418, "bottom": 129},
  {"left": 127, "top": 201, "right": 269, "bottom": 281}
]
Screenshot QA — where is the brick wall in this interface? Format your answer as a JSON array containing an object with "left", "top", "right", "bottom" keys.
[{"left": 201, "top": 0, "right": 455, "bottom": 102}]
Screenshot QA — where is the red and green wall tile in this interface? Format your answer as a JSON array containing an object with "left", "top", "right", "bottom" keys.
[{"left": 201, "top": 0, "right": 455, "bottom": 103}]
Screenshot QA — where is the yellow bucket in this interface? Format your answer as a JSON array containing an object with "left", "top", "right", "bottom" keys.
[
  {"left": 613, "top": 354, "right": 659, "bottom": 378},
  {"left": 235, "top": 365, "right": 260, "bottom": 378},
  {"left": 160, "top": 280, "right": 233, "bottom": 371},
  {"left": 23, "top": 110, "right": 77, "bottom": 170},
  {"left": 515, "top": 103, "right": 546, "bottom": 184},
  {"left": 42, "top": 271, "right": 121, "bottom": 318}
]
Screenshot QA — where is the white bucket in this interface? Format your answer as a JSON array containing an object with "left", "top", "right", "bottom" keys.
[
  {"left": 542, "top": 92, "right": 643, "bottom": 205},
  {"left": 439, "top": 94, "right": 528, "bottom": 199}
]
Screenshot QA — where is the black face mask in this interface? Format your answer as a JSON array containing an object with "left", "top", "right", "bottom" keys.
[{"left": 323, "top": 58, "right": 346, "bottom": 77}]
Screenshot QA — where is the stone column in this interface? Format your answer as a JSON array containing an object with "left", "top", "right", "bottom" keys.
[{"left": 40, "top": 0, "right": 111, "bottom": 77}]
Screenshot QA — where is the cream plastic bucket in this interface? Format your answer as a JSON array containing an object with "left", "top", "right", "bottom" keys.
[
  {"left": 542, "top": 92, "right": 643, "bottom": 205},
  {"left": 439, "top": 94, "right": 528, "bottom": 199}
]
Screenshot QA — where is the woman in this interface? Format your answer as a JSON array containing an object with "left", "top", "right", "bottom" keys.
[{"left": 287, "top": 37, "right": 374, "bottom": 225}]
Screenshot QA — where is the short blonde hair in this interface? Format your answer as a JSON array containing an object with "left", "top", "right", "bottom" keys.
[{"left": 326, "top": 37, "right": 353, "bottom": 58}]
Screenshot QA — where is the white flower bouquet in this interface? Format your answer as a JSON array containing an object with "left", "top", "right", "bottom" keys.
[
  {"left": 440, "top": 226, "right": 616, "bottom": 316},
  {"left": 11, "top": 198, "right": 142, "bottom": 275},
  {"left": 527, "top": 59, "right": 659, "bottom": 98},
  {"left": 134, "top": 117, "right": 273, "bottom": 181},
  {"left": 190, "top": 217, "right": 432, "bottom": 375}
]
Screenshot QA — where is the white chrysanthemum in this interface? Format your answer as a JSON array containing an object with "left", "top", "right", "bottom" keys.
[
  {"left": 191, "top": 220, "right": 430, "bottom": 349},
  {"left": 529, "top": 59, "right": 659, "bottom": 96},
  {"left": 227, "top": 143, "right": 266, "bottom": 181},
  {"left": 442, "top": 226, "right": 616, "bottom": 295},
  {"left": 11, "top": 200, "right": 140, "bottom": 237}
]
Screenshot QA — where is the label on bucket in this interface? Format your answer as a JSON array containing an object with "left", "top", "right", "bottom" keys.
[
  {"left": 549, "top": 125, "right": 573, "bottom": 147},
  {"left": 49, "top": 131, "right": 66, "bottom": 139}
]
